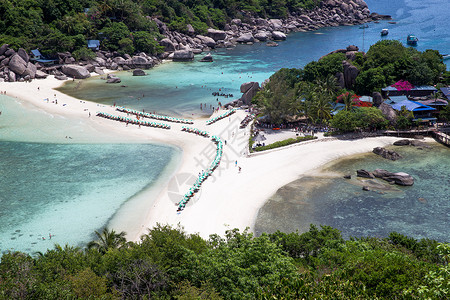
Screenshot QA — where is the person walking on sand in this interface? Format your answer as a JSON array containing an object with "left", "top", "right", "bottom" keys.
[
  {"left": 235, "top": 160, "right": 237, "bottom": 167},
  {"left": 238, "top": 166, "right": 241, "bottom": 173}
]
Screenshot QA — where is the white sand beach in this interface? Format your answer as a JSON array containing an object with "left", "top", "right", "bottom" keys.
[{"left": 1, "top": 75, "right": 402, "bottom": 241}]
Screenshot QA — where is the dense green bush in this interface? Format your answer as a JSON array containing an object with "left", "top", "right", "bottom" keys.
[
  {"left": 253, "top": 135, "right": 317, "bottom": 151},
  {"left": 0, "top": 225, "right": 447, "bottom": 299}
]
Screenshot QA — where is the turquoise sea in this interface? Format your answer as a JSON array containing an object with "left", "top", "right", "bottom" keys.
[
  {"left": 255, "top": 143, "right": 450, "bottom": 242},
  {"left": 1, "top": 0, "right": 449, "bottom": 253}
]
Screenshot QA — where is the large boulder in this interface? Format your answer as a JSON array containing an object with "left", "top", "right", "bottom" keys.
[
  {"left": 200, "top": 53, "right": 213, "bottom": 62},
  {"left": 372, "top": 147, "right": 402, "bottom": 161},
  {"left": 4, "top": 48, "right": 15, "bottom": 57},
  {"left": 61, "top": 65, "right": 91, "bottom": 79},
  {"left": 393, "top": 139, "right": 411, "bottom": 146},
  {"left": 133, "top": 69, "right": 146, "bottom": 76},
  {"left": 372, "top": 92, "right": 383, "bottom": 107},
  {"left": 379, "top": 102, "right": 397, "bottom": 125},
  {"left": 272, "top": 31, "right": 287, "bottom": 41},
  {"left": 35, "top": 69, "right": 48, "bottom": 79},
  {"left": 106, "top": 73, "right": 121, "bottom": 83},
  {"left": 207, "top": 29, "right": 227, "bottom": 41},
  {"left": 240, "top": 82, "right": 260, "bottom": 105},
  {"left": 0, "top": 44, "right": 8, "bottom": 56},
  {"left": 23, "top": 62, "right": 37, "bottom": 79},
  {"left": 8, "top": 54, "right": 28, "bottom": 75},
  {"left": 159, "top": 38, "right": 176, "bottom": 52},
  {"left": 343, "top": 60, "right": 359, "bottom": 89},
  {"left": 236, "top": 33, "right": 254, "bottom": 43},
  {"left": 254, "top": 31, "right": 270, "bottom": 41},
  {"left": 356, "top": 169, "right": 374, "bottom": 179},
  {"left": 172, "top": 49, "right": 194, "bottom": 61},
  {"left": 269, "top": 19, "right": 283, "bottom": 30},
  {"left": 17, "top": 48, "right": 29, "bottom": 64},
  {"left": 186, "top": 24, "right": 195, "bottom": 36},
  {"left": 372, "top": 169, "right": 414, "bottom": 186},
  {"left": 196, "top": 35, "right": 216, "bottom": 48}
]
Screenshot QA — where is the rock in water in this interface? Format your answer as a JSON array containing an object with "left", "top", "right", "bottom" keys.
[
  {"left": 372, "top": 169, "right": 414, "bottom": 186},
  {"left": 133, "top": 69, "right": 146, "bottom": 76},
  {"left": 372, "top": 147, "right": 402, "bottom": 160},
  {"left": 200, "top": 53, "right": 213, "bottom": 62},
  {"left": 393, "top": 139, "right": 411, "bottom": 146},
  {"left": 356, "top": 169, "right": 374, "bottom": 179}
]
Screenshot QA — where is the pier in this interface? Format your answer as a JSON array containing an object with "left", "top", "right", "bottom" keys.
[{"left": 433, "top": 129, "right": 450, "bottom": 147}]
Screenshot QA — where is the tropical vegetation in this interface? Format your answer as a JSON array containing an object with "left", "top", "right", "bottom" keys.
[
  {"left": 0, "top": 0, "right": 322, "bottom": 56},
  {"left": 0, "top": 225, "right": 448, "bottom": 299},
  {"left": 252, "top": 40, "right": 448, "bottom": 131}
]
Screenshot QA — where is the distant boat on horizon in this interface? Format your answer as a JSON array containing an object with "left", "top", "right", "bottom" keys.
[
  {"left": 407, "top": 34, "right": 418, "bottom": 46},
  {"left": 381, "top": 29, "right": 389, "bottom": 36}
]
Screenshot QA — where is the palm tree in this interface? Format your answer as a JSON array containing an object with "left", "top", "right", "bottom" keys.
[
  {"left": 340, "top": 92, "right": 355, "bottom": 111},
  {"left": 88, "top": 228, "right": 127, "bottom": 253}
]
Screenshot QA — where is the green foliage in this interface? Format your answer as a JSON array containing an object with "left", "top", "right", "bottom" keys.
[
  {"left": 354, "top": 40, "right": 446, "bottom": 94},
  {"left": 253, "top": 135, "right": 317, "bottom": 152},
  {"left": 331, "top": 107, "right": 389, "bottom": 132},
  {"left": 253, "top": 68, "right": 303, "bottom": 124},
  {"left": 101, "top": 21, "right": 131, "bottom": 52},
  {"left": 87, "top": 228, "right": 127, "bottom": 254},
  {"left": 303, "top": 53, "right": 346, "bottom": 82},
  {"left": 440, "top": 104, "right": 450, "bottom": 121},
  {"left": 72, "top": 47, "right": 96, "bottom": 61},
  {"left": 0, "top": 225, "right": 447, "bottom": 299},
  {"left": 132, "top": 31, "right": 164, "bottom": 55}
]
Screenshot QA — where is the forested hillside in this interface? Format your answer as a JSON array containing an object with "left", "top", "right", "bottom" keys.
[{"left": 0, "top": 0, "right": 320, "bottom": 56}]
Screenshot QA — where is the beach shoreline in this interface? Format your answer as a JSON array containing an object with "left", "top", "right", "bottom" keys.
[{"left": 1, "top": 75, "right": 406, "bottom": 242}]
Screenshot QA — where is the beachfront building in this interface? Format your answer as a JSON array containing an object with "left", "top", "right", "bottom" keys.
[
  {"left": 390, "top": 99, "right": 437, "bottom": 124},
  {"left": 382, "top": 81, "right": 437, "bottom": 98},
  {"left": 87, "top": 40, "right": 100, "bottom": 51},
  {"left": 30, "top": 49, "right": 57, "bottom": 64}
]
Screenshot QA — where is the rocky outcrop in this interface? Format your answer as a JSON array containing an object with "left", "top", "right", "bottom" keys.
[
  {"left": 372, "top": 147, "right": 402, "bottom": 160},
  {"left": 379, "top": 102, "right": 397, "bottom": 125},
  {"left": 357, "top": 168, "right": 414, "bottom": 186},
  {"left": 8, "top": 54, "right": 28, "bottom": 75},
  {"left": 196, "top": 35, "right": 216, "bottom": 48},
  {"left": 272, "top": 31, "right": 287, "bottom": 40},
  {"left": 372, "top": 92, "right": 383, "bottom": 107},
  {"left": 133, "top": 69, "right": 146, "bottom": 76},
  {"left": 372, "top": 169, "right": 414, "bottom": 186},
  {"left": 61, "top": 65, "right": 91, "bottom": 79},
  {"left": 255, "top": 31, "right": 270, "bottom": 41},
  {"left": 106, "top": 74, "right": 121, "bottom": 83},
  {"left": 343, "top": 60, "right": 359, "bottom": 89},
  {"left": 393, "top": 139, "right": 411, "bottom": 146},
  {"left": 172, "top": 49, "right": 194, "bottom": 61},
  {"left": 240, "top": 82, "right": 260, "bottom": 105},
  {"left": 356, "top": 169, "right": 374, "bottom": 179},
  {"left": 200, "top": 53, "right": 213, "bottom": 62},
  {"left": 207, "top": 29, "right": 227, "bottom": 41},
  {"left": 236, "top": 33, "right": 255, "bottom": 43}
]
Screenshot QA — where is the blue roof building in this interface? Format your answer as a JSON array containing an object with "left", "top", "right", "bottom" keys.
[
  {"left": 390, "top": 99, "right": 437, "bottom": 122},
  {"left": 87, "top": 40, "right": 100, "bottom": 51},
  {"left": 382, "top": 85, "right": 437, "bottom": 97},
  {"left": 30, "top": 49, "right": 57, "bottom": 64}
]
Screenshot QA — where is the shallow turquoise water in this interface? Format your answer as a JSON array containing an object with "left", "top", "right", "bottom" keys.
[
  {"left": 0, "top": 95, "right": 181, "bottom": 254},
  {"left": 0, "top": 141, "right": 177, "bottom": 254},
  {"left": 255, "top": 143, "right": 450, "bottom": 241}
]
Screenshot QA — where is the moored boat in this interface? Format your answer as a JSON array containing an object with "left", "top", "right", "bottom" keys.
[
  {"left": 407, "top": 34, "right": 418, "bottom": 46},
  {"left": 381, "top": 29, "right": 389, "bottom": 36}
]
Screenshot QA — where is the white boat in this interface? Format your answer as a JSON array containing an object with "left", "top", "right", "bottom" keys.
[{"left": 381, "top": 29, "right": 389, "bottom": 36}]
